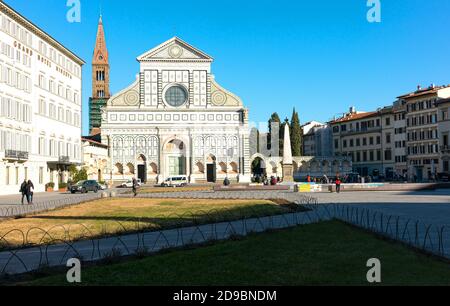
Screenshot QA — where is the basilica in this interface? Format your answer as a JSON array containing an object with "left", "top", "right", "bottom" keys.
[{"left": 100, "top": 37, "right": 252, "bottom": 184}]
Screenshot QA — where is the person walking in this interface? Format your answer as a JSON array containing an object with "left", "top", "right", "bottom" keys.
[
  {"left": 26, "top": 180, "right": 35, "bottom": 205},
  {"left": 335, "top": 177, "right": 342, "bottom": 194},
  {"left": 132, "top": 178, "right": 138, "bottom": 197},
  {"left": 19, "top": 180, "right": 28, "bottom": 205}
]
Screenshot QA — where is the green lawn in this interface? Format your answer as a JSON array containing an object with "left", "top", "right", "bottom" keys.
[{"left": 27, "top": 220, "right": 450, "bottom": 286}]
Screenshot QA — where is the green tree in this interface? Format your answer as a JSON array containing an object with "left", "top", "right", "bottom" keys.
[
  {"left": 69, "top": 166, "right": 88, "bottom": 184},
  {"left": 290, "top": 108, "right": 303, "bottom": 157}
]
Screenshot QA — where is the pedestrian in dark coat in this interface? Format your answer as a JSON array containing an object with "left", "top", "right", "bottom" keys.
[
  {"left": 19, "top": 180, "right": 27, "bottom": 205},
  {"left": 132, "top": 178, "right": 138, "bottom": 197},
  {"left": 26, "top": 180, "right": 35, "bottom": 205}
]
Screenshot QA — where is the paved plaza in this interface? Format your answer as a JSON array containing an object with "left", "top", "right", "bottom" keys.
[{"left": 126, "top": 189, "right": 450, "bottom": 226}]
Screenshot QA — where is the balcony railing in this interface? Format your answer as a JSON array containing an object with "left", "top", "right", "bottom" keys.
[
  {"left": 441, "top": 146, "right": 450, "bottom": 154},
  {"left": 58, "top": 156, "right": 71, "bottom": 164},
  {"left": 4, "top": 150, "right": 29, "bottom": 161},
  {"left": 341, "top": 127, "right": 382, "bottom": 136}
]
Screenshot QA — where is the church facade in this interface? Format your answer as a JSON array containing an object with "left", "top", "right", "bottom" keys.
[{"left": 101, "top": 37, "right": 252, "bottom": 184}]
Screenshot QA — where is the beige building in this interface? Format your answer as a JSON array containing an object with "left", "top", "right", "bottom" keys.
[
  {"left": 81, "top": 136, "right": 109, "bottom": 182},
  {"left": 437, "top": 98, "right": 450, "bottom": 176},
  {"left": 393, "top": 100, "right": 408, "bottom": 178},
  {"left": 302, "top": 121, "right": 333, "bottom": 157},
  {"left": 399, "top": 85, "right": 450, "bottom": 181},
  {"left": 330, "top": 107, "right": 395, "bottom": 179}
]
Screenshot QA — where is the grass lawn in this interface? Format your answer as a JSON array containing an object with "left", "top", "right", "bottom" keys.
[
  {"left": 0, "top": 198, "right": 284, "bottom": 249},
  {"left": 26, "top": 220, "right": 450, "bottom": 286}
]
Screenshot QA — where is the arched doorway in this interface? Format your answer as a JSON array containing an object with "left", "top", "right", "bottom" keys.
[
  {"left": 206, "top": 154, "right": 217, "bottom": 183},
  {"left": 251, "top": 157, "right": 266, "bottom": 178},
  {"left": 164, "top": 139, "right": 187, "bottom": 177},
  {"left": 137, "top": 154, "right": 147, "bottom": 183}
]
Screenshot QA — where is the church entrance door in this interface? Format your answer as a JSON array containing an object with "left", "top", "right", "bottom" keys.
[
  {"left": 206, "top": 154, "right": 217, "bottom": 183},
  {"left": 164, "top": 139, "right": 187, "bottom": 178},
  {"left": 138, "top": 165, "right": 147, "bottom": 183},
  {"left": 137, "top": 154, "right": 147, "bottom": 183},
  {"left": 207, "top": 164, "right": 216, "bottom": 183},
  {"left": 169, "top": 156, "right": 186, "bottom": 176}
]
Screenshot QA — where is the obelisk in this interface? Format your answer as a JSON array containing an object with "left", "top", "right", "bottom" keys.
[{"left": 282, "top": 121, "right": 294, "bottom": 182}]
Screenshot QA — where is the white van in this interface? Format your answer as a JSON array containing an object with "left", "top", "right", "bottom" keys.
[{"left": 161, "top": 176, "right": 188, "bottom": 187}]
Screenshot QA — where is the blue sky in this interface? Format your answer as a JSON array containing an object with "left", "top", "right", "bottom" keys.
[{"left": 5, "top": 0, "right": 450, "bottom": 135}]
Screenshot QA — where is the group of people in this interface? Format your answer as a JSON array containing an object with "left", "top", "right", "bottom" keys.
[
  {"left": 306, "top": 174, "right": 342, "bottom": 193},
  {"left": 306, "top": 175, "right": 331, "bottom": 184},
  {"left": 258, "top": 175, "right": 281, "bottom": 186},
  {"left": 19, "top": 180, "right": 35, "bottom": 205}
]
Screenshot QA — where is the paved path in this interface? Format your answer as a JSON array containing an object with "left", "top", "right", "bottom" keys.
[
  {"left": 312, "top": 190, "right": 450, "bottom": 226},
  {"left": 0, "top": 188, "right": 126, "bottom": 218}
]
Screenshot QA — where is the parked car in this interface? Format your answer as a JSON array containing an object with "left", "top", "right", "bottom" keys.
[
  {"left": 438, "top": 173, "right": 450, "bottom": 182},
  {"left": 161, "top": 176, "right": 188, "bottom": 188},
  {"left": 120, "top": 179, "right": 142, "bottom": 188},
  {"left": 99, "top": 182, "right": 108, "bottom": 190},
  {"left": 70, "top": 180, "right": 101, "bottom": 194}
]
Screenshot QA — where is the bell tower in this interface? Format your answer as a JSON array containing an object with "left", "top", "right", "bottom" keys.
[{"left": 89, "top": 15, "right": 110, "bottom": 134}]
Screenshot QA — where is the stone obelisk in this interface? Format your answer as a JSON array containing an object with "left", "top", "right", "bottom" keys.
[{"left": 282, "top": 122, "right": 294, "bottom": 182}]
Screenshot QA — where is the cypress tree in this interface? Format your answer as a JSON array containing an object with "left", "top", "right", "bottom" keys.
[{"left": 290, "top": 108, "right": 303, "bottom": 157}]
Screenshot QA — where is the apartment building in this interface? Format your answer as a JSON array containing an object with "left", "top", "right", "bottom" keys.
[
  {"left": 0, "top": 2, "right": 84, "bottom": 195},
  {"left": 398, "top": 85, "right": 450, "bottom": 182},
  {"left": 437, "top": 98, "right": 450, "bottom": 176},
  {"left": 393, "top": 100, "right": 407, "bottom": 178},
  {"left": 330, "top": 107, "right": 395, "bottom": 179},
  {"left": 302, "top": 121, "right": 333, "bottom": 157}
]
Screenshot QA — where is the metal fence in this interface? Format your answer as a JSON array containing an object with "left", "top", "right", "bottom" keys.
[
  {"left": 0, "top": 194, "right": 104, "bottom": 218},
  {"left": 332, "top": 204, "right": 450, "bottom": 258},
  {"left": 0, "top": 200, "right": 324, "bottom": 276},
  {"left": 0, "top": 196, "right": 448, "bottom": 277}
]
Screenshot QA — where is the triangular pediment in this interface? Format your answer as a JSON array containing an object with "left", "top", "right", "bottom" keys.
[{"left": 137, "top": 37, "right": 213, "bottom": 62}]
